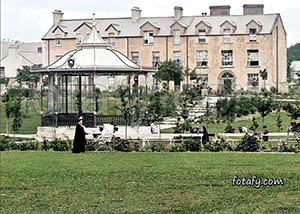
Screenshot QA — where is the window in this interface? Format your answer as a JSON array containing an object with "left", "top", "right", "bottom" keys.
[
  {"left": 247, "top": 50, "right": 259, "bottom": 66},
  {"left": 86, "top": 32, "right": 90, "bottom": 39},
  {"left": 55, "top": 34, "right": 61, "bottom": 46},
  {"left": 173, "top": 51, "right": 181, "bottom": 64},
  {"left": 196, "top": 50, "right": 208, "bottom": 67},
  {"left": 76, "top": 33, "right": 82, "bottom": 43},
  {"left": 144, "top": 31, "right": 154, "bottom": 45},
  {"left": 131, "top": 52, "right": 139, "bottom": 64},
  {"left": 221, "top": 50, "right": 233, "bottom": 66},
  {"left": 198, "top": 29, "right": 206, "bottom": 43},
  {"left": 0, "top": 67, "right": 4, "bottom": 78},
  {"left": 108, "top": 33, "right": 115, "bottom": 45},
  {"left": 173, "top": 30, "right": 180, "bottom": 45},
  {"left": 37, "top": 47, "right": 42, "bottom": 53},
  {"left": 249, "top": 28, "right": 257, "bottom": 42},
  {"left": 223, "top": 29, "right": 231, "bottom": 43},
  {"left": 152, "top": 52, "right": 160, "bottom": 67},
  {"left": 248, "top": 74, "right": 259, "bottom": 87}
]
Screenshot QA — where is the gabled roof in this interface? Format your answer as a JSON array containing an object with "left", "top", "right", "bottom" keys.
[
  {"left": 170, "top": 21, "right": 187, "bottom": 29},
  {"left": 195, "top": 20, "right": 212, "bottom": 28},
  {"left": 105, "top": 24, "right": 121, "bottom": 32},
  {"left": 73, "top": 22, "right": 92, "bottom": 32},
  {"left": 42, "top": 14, "right": 279, "bottom": 39},
  {"left": 140, "top": 21, "right": 160, "bottom": 30},
  {"left": 52, "top": 25, "right": 68, "bottom": 34},
  {"left": 246, "top": 19, "right": 263, "bottom": 27},
  {"left": 220, "top": 20, "right": 237, "bottom": 28}
]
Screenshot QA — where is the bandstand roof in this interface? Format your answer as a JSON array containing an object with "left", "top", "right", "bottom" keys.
[{"left": 32, "top": 16, "right": 155, "bottom": 75}]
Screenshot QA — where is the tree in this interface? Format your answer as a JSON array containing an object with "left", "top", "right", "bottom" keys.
[
  {"left": 259, "top": 68, "right": 267, "bottom": 88},
  {"left": 2, "top": 89, "right": 24, "bottom": 134},
  {"left": 254, "top": 97, "right": 273, "bottom": 126},
  {"left": 16, "top": 66, "right": 39, "bottom": 89},
  {"left": 250, "top": 117, "right": 259, "bottom": 133},
  {"left": 154, "top": 60, "right": 183, "bottom": 90}
]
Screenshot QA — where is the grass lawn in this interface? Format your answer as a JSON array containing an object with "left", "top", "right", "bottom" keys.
[
  {"left": 162, "top": 112, "right": 292, "bottom": 134},
  {"left": 1, "top": 152, "right": 300, "bottom": 214}
]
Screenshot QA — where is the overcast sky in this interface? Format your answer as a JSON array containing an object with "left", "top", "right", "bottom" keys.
[{"left": 1, "top": 0, "right": 299, "bottom": 47}]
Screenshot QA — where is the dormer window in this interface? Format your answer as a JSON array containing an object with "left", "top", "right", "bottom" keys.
[
  {"left": 144, "top": 31, "right": 153, "bottom": 45},
  {"left": 223, "top": 29, "right": 231, "bottom": 43},
  {"left": 55, "top": 34, "right": 61, "bottom": 46},
  {"left": 86, "top": 32, "right": 90, "bottom": 39},
  {"left": 249, "top": 28, "right": 257, "bottom": 42},
  {"left": 76, "top": 33, "right": 82, "bottom": 44},
  {"left": 198, "top": 29, "right": 206, "bottom": 43},
  {"left": 108, "top": 33, "right": 115, "bottom": 45},
  {"left": 173, "top": 30, "right": 180, "bottom": 45}
]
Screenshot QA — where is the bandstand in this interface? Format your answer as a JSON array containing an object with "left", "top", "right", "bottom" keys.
[{"left": 32, "top": 17, "right": 155, "bottom": 127}]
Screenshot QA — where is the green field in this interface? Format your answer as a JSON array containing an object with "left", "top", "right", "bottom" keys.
[{"left": 1, "top": 152, "right": 300, "bottom": 214}]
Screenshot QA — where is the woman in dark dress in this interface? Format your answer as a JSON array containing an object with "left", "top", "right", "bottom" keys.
[
  {"left": 72, "top": 116, "right": 86, "bottom": 153},
  {"left": 202, "top": 125, "right": 209, "bottom": 144}
]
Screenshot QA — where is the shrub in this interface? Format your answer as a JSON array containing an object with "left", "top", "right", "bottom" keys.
[
  {"left": 204, "top": 138, "right": 232, "bottom": 152},
  {"left": 41, "top": 139, "right": 51, "bottom": 151},
  {"left": 0, "top": 137, "right": 10, "bottom": 151},
  {"left": 184, "top": 139, "right": 201, "bottom": 152},
  {"left": 170, "top": 143, "right": 186, "bottom": 152},
  {"left": 235, "top": 134, "right": 259, "bottom": 152},
  {"left": 277, "top": 142, "right": 297, "bottom": 153},
  {"left": 19, "top": 141, "right": 39, "bottom": 151},
  {"left": 86, "top": 140, "right": 97, "bottom": 151},
  {"left": 51, "top": 138, "right": 71, "bottom": 151},
  {"left": 150, "top": 143, "right": 165, "bottom": 152},
  {"left": 112, "top": 138, "right": 132, "bottom": 152}
]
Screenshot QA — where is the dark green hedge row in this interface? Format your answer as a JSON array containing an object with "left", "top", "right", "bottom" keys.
[{"left": 0, "top": 135, "right": 299, "bottom": 153}]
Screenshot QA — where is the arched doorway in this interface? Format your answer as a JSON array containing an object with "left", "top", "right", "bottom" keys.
[{"left": 219, "top": 71, "right": 235, "bottom": 94}]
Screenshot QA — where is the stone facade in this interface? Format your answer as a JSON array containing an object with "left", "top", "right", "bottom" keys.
[{"left": 42, "top": 4, "right": 287, "bottom": 92}]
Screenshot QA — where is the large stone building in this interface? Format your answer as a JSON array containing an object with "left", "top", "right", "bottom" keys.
[{"left": 42, "top": 4, "right": 287, "bottom": 92}]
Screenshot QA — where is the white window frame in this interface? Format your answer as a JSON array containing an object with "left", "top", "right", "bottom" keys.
[
  {"left": 196, "top": 50, "right": 208, "bottom": 67},
  {"left": 248, "top": 73, "right": 259, "bottom": 87},
  {"left": 247, "top": 50, "right": 259, "bottom": 66},
  {"left": 131, "top": 52, "right": 139, "bottom": 64},
  {"left": 221, "top": 50, "right": 233, "bottom": 67},
  {"left": 223, "top": 29, "right": 231, "bottom": 43},
  {"left": 152, "top": 52, "right": 160, "bottom": 67},
  {"left": 173, "top": 51, "right": 181, "bottom": 65},
  {"left": 76, "top": 33, "right": 82, "bottom": 44},
  {"left": 198, "top": 29, "right": 206, "bottom": 43},
  {"left": 249, "top": 28, "right": 257, "bottom": 42},
  {"left": 108, "top": 33, "right": 115, "bottom": 45},
  {"left": 55, "top": 34, "right": 62, "bottom": 46},
  {"left": 173, "top": 30, "right": 180, "bottom": 45},
  {"left": 144, "top": 31, "right": 154, "bottom": 45}
]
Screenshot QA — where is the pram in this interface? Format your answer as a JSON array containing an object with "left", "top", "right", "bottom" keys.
[{"left": 93, "top": 124, "right": 118, "bottom": 151}]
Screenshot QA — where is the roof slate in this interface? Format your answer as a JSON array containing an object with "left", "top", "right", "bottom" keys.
[{"left": 42, "top": 14, "right": 278, "bottom": 39}]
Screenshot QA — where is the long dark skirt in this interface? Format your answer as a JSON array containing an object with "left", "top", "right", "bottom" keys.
[{"left": 72, "top": 124, "right": 86, "bottom": 153}]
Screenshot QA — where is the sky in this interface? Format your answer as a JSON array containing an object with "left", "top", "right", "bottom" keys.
[{"left": 1, "top": 0, "right": 300, "bottom": 47}]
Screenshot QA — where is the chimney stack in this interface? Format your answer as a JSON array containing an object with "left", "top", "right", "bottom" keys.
[
  {"left": 209, "top": 5, "right": 231, "bottom": 16},
  {"left": 131, "top": 7, "right": 141, "bottom": 22},
  {"left": 243, "top": 4, "right": 264, "bottom": 15},
  {"left": 53, "top": 10, "right": 64, "bottom": 25},
  {"left": 174, "top": 6, "right": 183, "bottom": 20}
]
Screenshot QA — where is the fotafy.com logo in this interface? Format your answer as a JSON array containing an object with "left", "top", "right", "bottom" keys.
[{"left": 232, "top": 175, "right": 284, "bottom": 189}]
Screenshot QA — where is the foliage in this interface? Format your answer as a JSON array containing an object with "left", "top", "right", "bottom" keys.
[
  {"left": 283, "top": 103, "right": 300, "bottom": 121},
  {"left": 250, "top": 117, "right": 259, "bottom": 133},
  {"left": 16, "top": 65, "right": 39, "bottom": 88},
  {"left": 204, "top": 138, "right": 232, "bottom": 152},
  {"left": 253, "top": 96, "right": 273, "bottom": 125},
  {"left": 235, "top": 133, "right": 259, "bottom": 152},
  {"left": 154, "top": 60, "right": 183, "bottom": 88},
  {"left": 0, "top": 137, "right": 10, "bottom": 151},
  {"left": 2, "top": 89, "right": 24, "bottom": 133},
  {"left": 224, "top": 121, "right": 235, "bottom": 133},
  {"left": 50, "top": 138, "right": 72, "bottom": 151},
  {"left": 112, "top": 137, "right": 133, "bottom": 152},
  {"left": 183, "top": 139, "right": 201, "bottom": 152}
]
